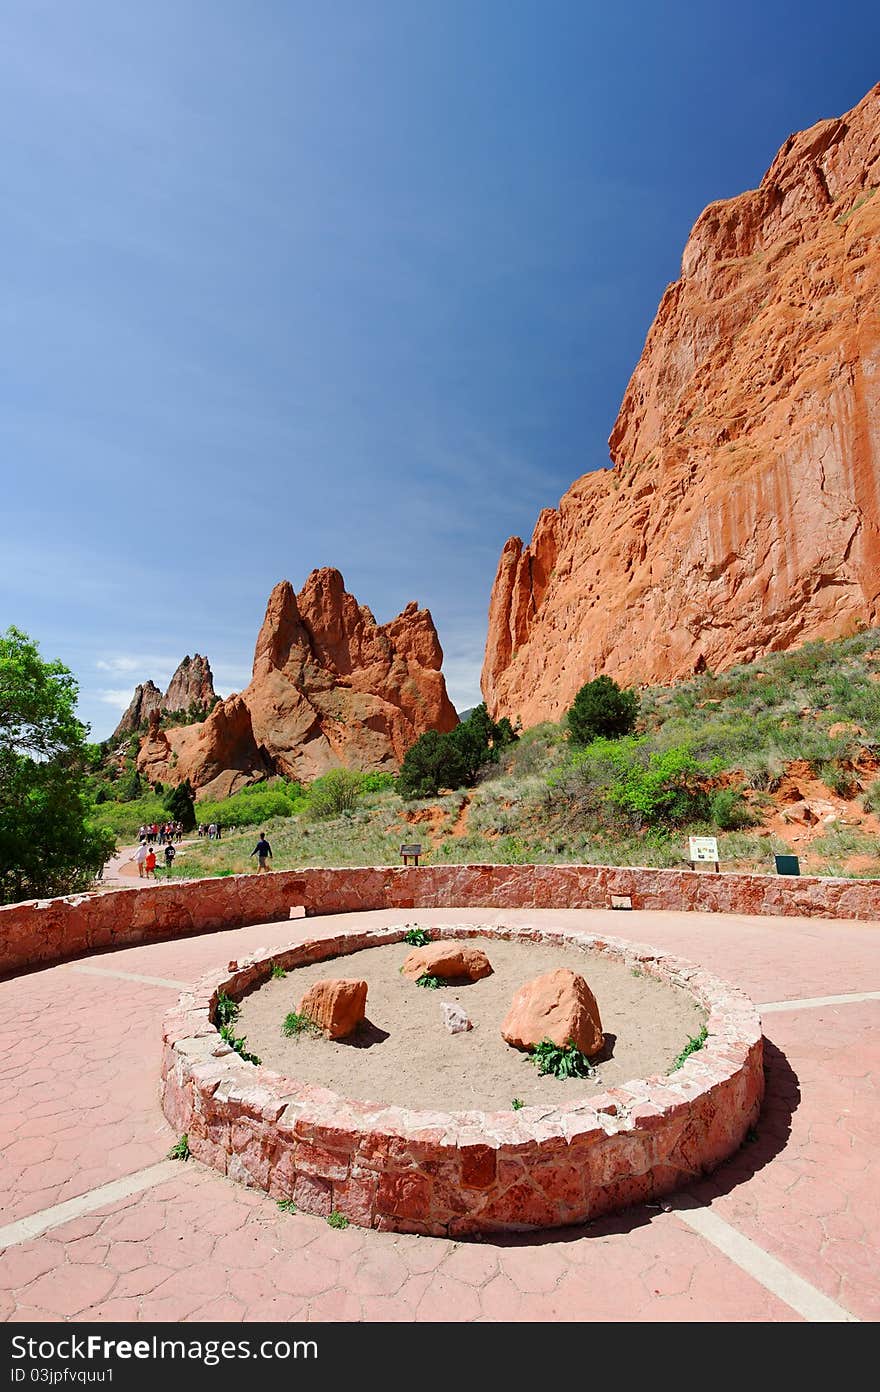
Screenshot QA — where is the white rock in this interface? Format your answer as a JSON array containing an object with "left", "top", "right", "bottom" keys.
[{"left": 441, "top": 1002, "right": 473, "bottom": 1034}]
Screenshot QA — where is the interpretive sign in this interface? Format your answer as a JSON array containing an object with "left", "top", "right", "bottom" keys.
[{"left": 688, "top": 836, "right": 719, "bottom": 864}]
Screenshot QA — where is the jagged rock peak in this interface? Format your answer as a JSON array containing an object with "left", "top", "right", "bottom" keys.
[{"left": 163, "top": 654, "right": 217, "bottom": 713}]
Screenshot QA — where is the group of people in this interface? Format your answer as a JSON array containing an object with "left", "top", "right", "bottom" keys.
[
  {"left": 138, "top": 821, "right": 184, "bottom": 845},
  {"left": 132, "top": 839, "right": 177, "bottom": 878},
  {"left": 197, "top": 823, "right": 228, "bottom": 840}
]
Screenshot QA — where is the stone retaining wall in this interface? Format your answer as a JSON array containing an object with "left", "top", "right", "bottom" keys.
[
  {"left": 160, "top": 923, "right": 764, "bottom": 1235},
  {"left": 3, "top": 861, "right": 879, "bottom": 978}
]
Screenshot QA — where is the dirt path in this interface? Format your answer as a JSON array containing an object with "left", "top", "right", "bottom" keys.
[{"left": 99, "top": 839, "right": 198, "bottom": 888}]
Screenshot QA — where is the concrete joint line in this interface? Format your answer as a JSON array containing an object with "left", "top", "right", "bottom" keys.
[
  {"left": 70, "top": 965, "right": 190, "bottom": 990},
  {"left": 673, "top": 1200, "right": 859, "bottom": 1322},
  {"left": 0, "top": 1161, "right": 181, "bottom": 1250},
  {"left": 759, "top": 990, "right": 880, "bottom": 1013}
]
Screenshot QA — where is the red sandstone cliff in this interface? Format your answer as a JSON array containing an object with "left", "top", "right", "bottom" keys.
[
  {"left": 111, "top": 656, "right": 217, "bottom": 741},
  {"left": 111, "top": 680, "right": 164, "bottom": 740},
  {"left": 482, "top": 83, "right": 880, "bottom": 726},
  {"left": 137, "top": 568, "right": 457, "bottom": 797},
  {"left": 163, "top": 654, "right": 217, "bottom": 715}
]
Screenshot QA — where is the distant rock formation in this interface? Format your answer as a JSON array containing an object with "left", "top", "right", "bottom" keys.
[
  {"left": 482, "top": 82, "right": 880, "bottom": 727},
  {"left": 111, "top": 656, "right": 218, "bottom": 742},
  {"left": 163, "top": 655, "right": 216, "bottom": 715},
  {"left": 111, "top": 680, "right": 164, "bottom": 740},
  {"left": 135, "top": 568, "right": 458, "bottom": 799}
]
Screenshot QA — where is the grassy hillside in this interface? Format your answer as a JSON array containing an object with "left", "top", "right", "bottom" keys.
[{"left": 149, "top": 629, "right": 880, "bottom": 883}]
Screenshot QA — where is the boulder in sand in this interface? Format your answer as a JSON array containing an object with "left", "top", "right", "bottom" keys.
[
  {"left": 401, "top": 942, "right": 493, "bottom": 983},
  {"left": 299, "top": 978, "right": 367, "bottom": 1040},
  {"left": 441, "top": 1002, "right": 473, "bottom": 1034},
  {"left": 501, "top": 968, "right": 603, "bottom": 1056}
]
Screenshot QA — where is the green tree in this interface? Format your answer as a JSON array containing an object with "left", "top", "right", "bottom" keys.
[
  {"left": 163, "top": 779, "right": 196, "bottom": 830},
  {"left": 397, "top": 705, "right": 518, "bottom": 799},
  {"left": 306, "top": 767, "right": 365, "bottom": 819},
  {"left": 566, "top": 675, "right": 639, "bottom": 746},
  {"left": 0, "top": 627, "right": 115, "bottom": 903},
  {"left": 397, "top": 729, "right": 469, "bottom": 799}
]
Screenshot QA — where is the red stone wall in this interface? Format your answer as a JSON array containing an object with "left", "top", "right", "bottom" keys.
[
  {"left": 160, "top": 924, "right": 764, "bottom": 1235},
  {"left": 3, "top": 861, "right": 879, "bottom": 978}
]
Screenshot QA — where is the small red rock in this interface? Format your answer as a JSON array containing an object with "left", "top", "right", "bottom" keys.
[
  {"left": 401, "top": 942, "right": 493, "bottom": 982},
  {"left": 501, "top": 968, "right": 603, "bottom": 1056},
  {"left": 299, "top": 978, "right": 367, "bottom": 1039}
]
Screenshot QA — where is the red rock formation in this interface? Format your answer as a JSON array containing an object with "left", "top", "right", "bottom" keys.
[
  {"left": 137, "top": 568, "right": 457, "bottom": 796},
  {"left": 299, "top": 978, "right": 368, "bottom": 1039},
  {"left": 483, "top": 83, "right": 880, "bottom": 726},
  {"left": 111, "top": 657, "right": 217, "bottom": 742},
  {"left": 138, "top": 694, "right": 266, "bottom": 802},
  {"left": 111, "top": 680, "right": 164, "bottom": 740},
  {"left": 400, "top": 942, "right": 493, "bottom": 982},
  {"left": 243, "top": 568, "right": 458, "bottom": 782},
  {"left": 501, "top": 968, "right": 604, "bottom": 1056},
  {"left": 163, "top": 655, "right": 217, "bottom": 715}
]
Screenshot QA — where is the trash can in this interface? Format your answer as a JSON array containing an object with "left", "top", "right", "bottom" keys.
[{"left": 774, "top": 854, "right": 800, "bottom": 876}]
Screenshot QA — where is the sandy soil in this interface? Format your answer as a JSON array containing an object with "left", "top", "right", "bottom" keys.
[{"left": 236, "top": 935, "right": 706, "bottom": 1113}]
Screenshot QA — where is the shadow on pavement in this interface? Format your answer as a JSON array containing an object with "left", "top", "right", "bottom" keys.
[{"left": 484, "top": 1035, "right": 800, "bottom": 1250}]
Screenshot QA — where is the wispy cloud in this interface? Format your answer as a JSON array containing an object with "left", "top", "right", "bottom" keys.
[
  {"left": 96, "top": 655, "right": 177, "bottom": 676},
  {"left": 97, "top": 688, "right": 135, "bottom": 710}
]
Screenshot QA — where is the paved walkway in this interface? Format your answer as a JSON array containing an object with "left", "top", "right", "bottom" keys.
[{"left": 1, "top": 905, "right": 877, "bottom": 1322}]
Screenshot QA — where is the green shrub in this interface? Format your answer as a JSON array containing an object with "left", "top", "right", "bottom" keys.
[
  {"left": 710, "top": 788, "right": 755, "bottom": 831},
  {"left": 305, "top": 768, "right": 365, "bottom": 819},
  {"left": 397, "top": 704, "right": 517, "bottom": 799},
  {"left": 360, "top": 771, "right": 397, "bottom": 794},
  {"left": 553, "top": 737, "right": 718, "bottom": 828},
  {"left": 529, "top": 1039, "right": 595, "bottom": 1079},
  {"left": 197, "top": 779, "right": 305, "bottom": 830},
  {"left": 163, "top": 778, "right": 196, "bottom": 830},
  {"left": 820, "top": 763, "right": 858, "bottom": 799},
  {"left": 282, "top": 1010, "right": 321, "bottom": 1037},
  {"left": 404, "top": 927, "right": 430, "bottom": 946},
  {"left": 671, "top": 1025, "right": 708, "bottom": 1071},
  {"left": 215, "top": 992, "right": 239, "bottom": 1027},
  {"left": 566, "top": 676, "right": 639, "bottom": 746},
  {"left": 167, "top": 1134, "right": 191, "bottom": 1161}
]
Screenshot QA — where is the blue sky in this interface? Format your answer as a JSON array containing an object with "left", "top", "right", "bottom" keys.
[{"left": 2, "top": 1, "right": 878, "bottom": 739}]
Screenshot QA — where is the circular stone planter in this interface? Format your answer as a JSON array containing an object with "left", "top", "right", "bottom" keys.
[{"left": 160, "top": 924, "right": 764, "bottom": 1235}]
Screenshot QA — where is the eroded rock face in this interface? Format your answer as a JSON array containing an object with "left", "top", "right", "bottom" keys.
[
  {"left": 242, "top": 569, "right": 458, "bottom": 782},
  {"left": 139, "top": 694, "right": 267, "bottom": 803},
  {"left": 299, "top": 978, "right": 368, "bottom": 1039},
  {"left": 111, "top": 681, "right": 164, "bottom": 740},
  {"left": 134, "top": 568, "right": 457, "bottom": 796},
  {"left": 112, "top": 658, "right": 217, "bottom": 742},
  {"left": 501, "top": 968, "right": 604, "bottom": 1056},
  {"left": 401, "top": 942, "right": 493, "bottom": 982},
  {"left": 163, "top": 655, "right": 217, "bottom": 714},
  {"left": 483, "top": 83, "right": 880, "bottom": 726}
]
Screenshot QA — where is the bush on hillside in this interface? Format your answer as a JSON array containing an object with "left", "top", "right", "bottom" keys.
[
  {"left": 196, "top": 779, "right": 305, "bottom": 830},
  {"left": 397, "top": 705, "right": 518, "bottom": 800},
  {"left": 305, "top": 768, "right": 365, "bottom": 819},
  {"left": 163, "top": 779, "right": 196, "bottom": 831},
  {"left": 709, "top": 787, "right": 755, "bottom": 831},
  {"left": 360, "top": 771, "right": 397, "bottom": 794},
  {"left": 566, "top": 676, "right": 639, "bottom": 746},
  {"left": 551, "top": 737, "right": 719, "bottom": 829}
]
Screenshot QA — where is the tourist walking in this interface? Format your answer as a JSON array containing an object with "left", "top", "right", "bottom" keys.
[
  {"left": 144, "top": 847, "right": 157, "bottom": 878},
  {"left": 250, "top": 832, "right": 272, "bottom": 872},
  {"left": 134, "top": 842, "right": 148, "bottom": 878},
  {"left": 164, "top": 843, "right": 176, "bottom": 875}
]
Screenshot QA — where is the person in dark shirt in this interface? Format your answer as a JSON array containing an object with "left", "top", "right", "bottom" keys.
[
  {"left": 164, "top": 843, "right": 176, "bottom": 875},
  {"left": 250, "top": 833, "right": 272, "bottom": 872}
]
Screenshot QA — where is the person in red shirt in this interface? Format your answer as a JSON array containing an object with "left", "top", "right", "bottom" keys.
[{"left": 145, "top": 848, "right": 157, "bottom": 877}]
